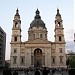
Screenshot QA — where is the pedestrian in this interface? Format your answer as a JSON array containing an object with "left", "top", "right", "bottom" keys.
[
  {"left": 68, "top": 69, "right": 71, "bottom": 75},
  {"left": 3, "top": 68, "right": 6, "bottom": 75},
  {"left": 13, "top": 70, "right": 18, "bottom": 75},
  {"left": 42, "top": 67, "right": 48, "bottom": 75},
  {"left": 62, "top": 73, "right": 63, "bottom": 75},
  {"left": 24, "top": 69, "right": 26, "bottom": 75},
  {"left": 3, "top": 68, "right": 10, "bottom": 75},
  {"left": 26, "top": 68, "right": 29, "bottom": 75},
  {"left": 8, "top": 69, "right": 12, "bottom": 75},
  {"left": 35, "top": 69, "right": 40, "bottom": 75}
]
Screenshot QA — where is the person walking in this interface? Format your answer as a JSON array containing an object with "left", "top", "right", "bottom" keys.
[
  {"left": 24, "top": 69, "right": 26, "bottom": 75},
  {"left": 42, "top": 67, "right": 48, "bottom": 75},
  {"left": 35, "top": 69, "right": 40, "bottom": 75},
  {"left": 8, "top": 69, "right": 12, "bottom": 75},
  {"left": 3, "top": 68, "right": 12, "bottom": 75},
  {"left": 13, "top": 70, "right": 18, "bottom": 75}
]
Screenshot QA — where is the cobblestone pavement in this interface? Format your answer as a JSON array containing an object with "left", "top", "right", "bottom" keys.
[{"left": 0, "top": 70, "right": 69, "bottom": 75}]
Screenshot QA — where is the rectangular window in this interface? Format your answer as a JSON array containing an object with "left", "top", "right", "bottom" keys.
[
  {"left": 59, "top": 56, "right": 63, "bottom": 63},
  {"left": 52, "top": 56, "right": 56, "bottom": 64},
  {"left": 14, "top": 48, "right": 17, "bottom": 53},
  {"left": 13, "top": 56, "right": 17, "bottom": 64},
  {"left": 33, "top": 34, "right": 35, "bottom": 38},
  {"left": 59, "top": 36, "right": 61, "bottom": 41},
  {"left": 40, "top": 34, "right": 42, "bottom": 38},
  {"left": 14, "top": 37, "right": 17, "bottom": 42},
  {"left": 59, "top": 48, "right": 63, "bottom": 53},
  {"left": 53, "top": 58, "right": 55, "bottom": 63},
  {"left": 20, "top": 56, "right": 25, "bottom": 64}
]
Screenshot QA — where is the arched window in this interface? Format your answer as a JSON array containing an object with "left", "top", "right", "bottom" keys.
[
  {"left": 15, "top": 22, "right": 18, "bottom": 27},
  {"left": 58, "top": 22, "right": 60, "bottom": 27}
]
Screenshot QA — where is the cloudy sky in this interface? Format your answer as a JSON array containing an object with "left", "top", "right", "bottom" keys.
[{"left": 0, "top": 0, "right": 74, "bottom": 60}]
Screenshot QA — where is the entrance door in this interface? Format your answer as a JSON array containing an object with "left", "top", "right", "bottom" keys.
[{"left": 34, "top": 48, "right": 42, "bottom": 67}]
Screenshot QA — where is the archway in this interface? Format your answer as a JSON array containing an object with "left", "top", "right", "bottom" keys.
[{"left": 34, "top": 48, "right": 42, "bottom": 67}]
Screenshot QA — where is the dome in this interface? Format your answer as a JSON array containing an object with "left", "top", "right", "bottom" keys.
[
  {"left": 30, "top": 19, "right": 46, "bottom": 28},
  {"left": 30, "top": 9, "right": 46, "bottom": 29}
]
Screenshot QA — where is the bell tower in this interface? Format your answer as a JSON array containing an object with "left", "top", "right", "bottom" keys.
[
  {"left": 11, "top": 8, "right": 21, "bottom": 43},
  {"left": 54, "top": 9, "right": 66, "bottom": 67},
  {"left": 54, "top": 8, "right": 65, "bottom": 43},
  {"left": 10, "top": 8, "right": 21, "bottom": 67}
]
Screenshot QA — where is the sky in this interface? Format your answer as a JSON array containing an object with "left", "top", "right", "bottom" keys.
[{"left": 0, "top": 0, "right": 74, "bottom": 60}]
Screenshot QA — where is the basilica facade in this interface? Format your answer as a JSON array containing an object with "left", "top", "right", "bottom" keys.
[{"left": 10, "top": 8, "right": 66, "bottom": 68}]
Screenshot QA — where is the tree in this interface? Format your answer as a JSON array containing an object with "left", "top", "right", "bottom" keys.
[
  {"left": 66, "top": 52, "right": 75, "bottom": 75},
  {"left": 69, "top": 56, "right": 75, "bottom": 68},
  {"left": 66, "top": 58, "right": 70, "bottom": 69},
  {"left": 66, "top": 50, "right": 75, "bottom": 68}
]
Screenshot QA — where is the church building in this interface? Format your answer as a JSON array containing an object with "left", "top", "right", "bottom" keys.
[{"left": 10, "top": 8, "right": 66, "bottom": 68}]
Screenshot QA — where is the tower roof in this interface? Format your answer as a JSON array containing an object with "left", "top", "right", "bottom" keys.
[
  {"left": 14, "top": 8, "right": 20, "bottom": 19},
  {"left": 56, "top": 8, "right": 61, "bottom": 16},
  {"left": 30, "top": 9, "right": 46, "bottom": 29},
  {"left": 35, "top": 8, "right": 41, "bottom": 19},
  {"left": 15, "top": 8, "right": 20, "bottom": 16}
]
